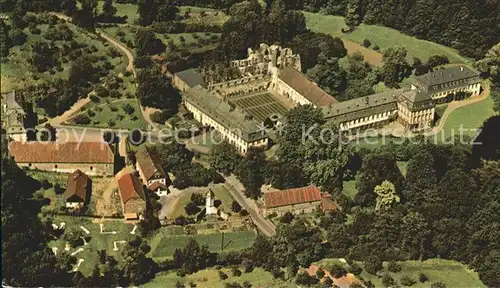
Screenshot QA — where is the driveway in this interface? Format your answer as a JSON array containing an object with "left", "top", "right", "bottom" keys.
[{"left": 224, "top": 175, "right": 276, "bottom": 237}]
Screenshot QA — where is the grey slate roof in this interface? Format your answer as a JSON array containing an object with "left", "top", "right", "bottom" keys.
[
  {"left": 175, "top": 68, "right": 206, "bottom": 88},
  {"left": 322, "top": 90, "right": 400, "bottom": 123},
  {"left": 415, "top": 66, "right": 479, "bottom": 87},
  {"left": 397, "top": 89, "right": 435, "bottom": 111},
  {"left": 183, "top": 86, "right": 268, "bottom": 142}
]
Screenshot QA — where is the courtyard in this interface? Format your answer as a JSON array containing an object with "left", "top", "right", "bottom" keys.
[{"left": 229, "top": 92, "right": 293, "bottom": 123}]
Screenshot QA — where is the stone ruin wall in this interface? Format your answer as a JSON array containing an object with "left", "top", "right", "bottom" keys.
[{"left": 208, "top": 74, "right": 271, "bottom": 99}]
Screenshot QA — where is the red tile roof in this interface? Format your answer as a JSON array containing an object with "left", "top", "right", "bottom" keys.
[
  {"left": 64, "top": 170, "right": 90, "bottom": 202},
  {"left": 321, "top": 198, "right": 339, "bottom": 211},
  {"left": 264, "top": 186, "right": 322, "bottom": 209},
  {"left": 148, "top": 181, "right": 168, "bottom": 191},
  {"left": 9, "top": 142, "right": 114, "bottom": 163},
  {"left": 117, "top": 173, "right": 146, "bottom": 204},
  {"left": 278, "top": 67, "right": 337, "bottom": 107}
]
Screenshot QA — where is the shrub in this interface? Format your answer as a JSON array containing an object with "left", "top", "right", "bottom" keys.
[
  {"left": 90, "top": 95, "right": 100, "bottom": 102},
  {"left": 382, "top": 274, "right": 395, "bottom": 287},
  {"left": 218, "top": 271, "right": 228, "bottom": 280},
  {"left": 362, "top": 39, "right": 371, "bottom": 48},
  {"left": 316, "top": 268, "right": 325, "bottom": 279},
  {"left": 400, "top": 276, "right": 416, "bottom": 286},
  {"left": 373, "top": 45, "right": 380, "bottom": 51},
  {"left": 110, "top": 90, "right": 121, "bottom": 98},
  {"left": 280, "top": 211, "right": 295, "bottom": 223},
  {"left": 72, "top": 115, "right": 91, "bottom": 125},
  {"left": 349, "top": 263, "right": 362, "bottom": 275},
  {"left": 122, "top": 103, "right": 135, "bottom": 114},
  {"left": 150, "top": 110, "right": 171, "bottom": 124},
  {"left": 231, "top": 267, "right": 242, "bottom": 277},
  {"left": 41, "top": 179, "right": 52, "bottom": 190},
  {"left": 419, "top": 273, "right": 428, "bottom": 283},
  {"left": 110, "top": 106, "right": 118, "bottom": 112},
  {"left": 431, "top": 282, "right": 446, "bottom": 288},
  {"left": 95, "top": 86, "right": 109, "bottom": 98},
  {"left": 241, "top": 259, "right": 254, "bottom": 273},
  {"left": 87, "top": 109, "right": 96, "bottom": 117},
  {"left": 364, "top": 256, "right": 383, "bottom": 275},
  {"left": 295, "top": 272, "right": 318, "bottom": 285},
  {"left": 387, "top": 261, "right": 402, "bottom": 273},
  {"left": 330, "top": 264, "right": 347, "bottom": 278},
  {"left": 107, "top": 119, "right": 116, "bottom": 127}
]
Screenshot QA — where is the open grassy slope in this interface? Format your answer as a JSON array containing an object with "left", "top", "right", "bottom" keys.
[{"left": 304, "top": 12, "right": 473, "bottom": 64}]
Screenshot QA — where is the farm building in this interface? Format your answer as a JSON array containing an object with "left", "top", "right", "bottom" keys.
[
  {"left": 1, "top": 91, "right": 26, "bottom": 139},
  {"left": 135, "top": 146, "right": 170, "bottom": 196},
  {"left": 117, "top": 172, "right": 147, "bottom": 221},
  {"left": 263, "top": 186, "right": 323, "bottom": 216},
  {"left": 9, "top": 142, "right": 115, "bottom": 175},
  {"left": 64, "top": 170, "right": 91, "bottom": 209}
]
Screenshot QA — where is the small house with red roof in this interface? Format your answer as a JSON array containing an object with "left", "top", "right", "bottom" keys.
[
  {"left": 263, "top": 185, "right": 323, "bottom": 216},
  {"left": 64, "top": 170, "right": 91, "bottom": 209},
  {"left": 117, "top": 172, "right": 147, "bottom": 221}
]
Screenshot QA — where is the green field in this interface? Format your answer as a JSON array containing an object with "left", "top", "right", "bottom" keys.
[
  {"left": 304, "top": 12, "right": 472, "bottom": 64},
  {"left": 360, "top": 259, "right": 486, "bottom": 288},
  {"left": 70, "top": 99, "right": 148, "bottom": 129},
  {"left": 441, "top": 96, "right": 496, "bottom": 141},
  {"left": 46, "top": 215, "right": 135, "bottom": 276},
  {"left": 150, "top": 230, "right": 256, "bottom": 260},
  {"left": 145, "top": 267, "right": 293, "bottom": 288},
  {"left": 97, "top": 1, "right": 138, "bottom": 23}
]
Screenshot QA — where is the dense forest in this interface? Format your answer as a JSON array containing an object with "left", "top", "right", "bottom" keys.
[{"left": 209, "top": 110, "right": 500, "bottom": 287}]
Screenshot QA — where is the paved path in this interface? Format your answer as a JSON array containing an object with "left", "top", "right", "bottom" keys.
[
  {"left": 97, "top": 31, "right": 136, "bottom": 79},
  {"left": 224, "top": 175, "right": 276, "bottom": 237}
]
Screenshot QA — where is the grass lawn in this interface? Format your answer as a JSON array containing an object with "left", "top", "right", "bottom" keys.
[
  {"left": 45, "top": 215, "right": 135, "bottom": 276},
  {"left": 149, "top": 230, "right": 256, "bottom": 260},
  {"left": 70, "top": 99, "right": 148, "bottom": 130},
  {"left": 358, "top": 259, "right": 486, "bottom": 288},
  {"left": 210, "top": 185, "right": 236, "bottom": 213},
  {"left": 441, "top": 96, "right": 496, "bottom": 141},
  {"left": 169, "top": 192, "right": 193, "bottom": 219},
  {"left": 304, "top": 12, "right": 472, "bottom": 64},
  {"left": 168, "top": 185, "right": 235, "bottom": 218},
  {"left": 342, "top": 180, "right": 357, "bottom": 200},
  {"left": 28, "top": 170, "right": 69, "bottom": 211},
  {"left": 145, "top": 267, "right": 293, "bottom": 288},
  {"left": 397, "top": 161, "right": 408, "bottom": 177},
  {"left": 97, "top": 1, "right": 138, "bottom": 23}
]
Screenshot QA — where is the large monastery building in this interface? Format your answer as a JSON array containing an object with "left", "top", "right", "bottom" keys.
[{"left": 174, "top": 43, "right": 482, "bottom": 153}]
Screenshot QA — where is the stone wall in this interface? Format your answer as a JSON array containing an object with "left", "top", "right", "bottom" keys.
[
  {"left": 16, "top": 162, "right": 113, "bottom": 176},
  {"left": 264, "top": 201, "right": 321, "bottom": 217}
]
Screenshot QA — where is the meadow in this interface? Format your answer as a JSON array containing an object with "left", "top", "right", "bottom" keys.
[
  {"left": 149, "top": 230, "right": 256, "bottom": 260},
  {"left": 46, "top": 215, "right": 136, "bottom": 276},
  {"left": 304, "top": 12, "right": 473, "bottom": 65},
  {"left": 69, "top": 99, "right": 148, "bottom": 130},
  {"left": 145, "top": 267, "right": 293, "bottom": 288}
]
